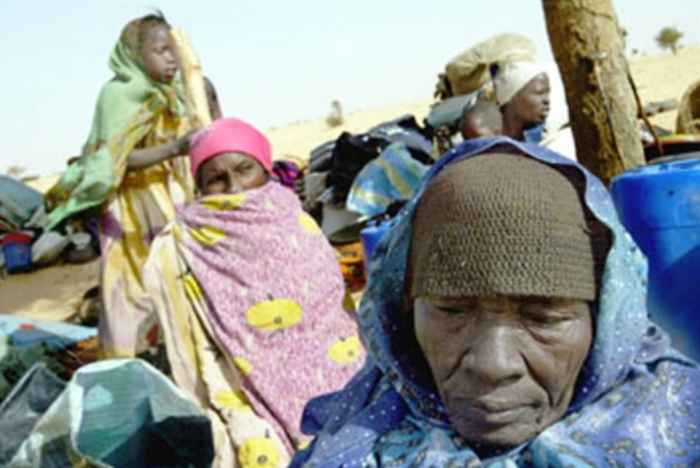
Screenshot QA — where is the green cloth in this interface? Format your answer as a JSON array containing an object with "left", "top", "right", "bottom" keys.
[
  {"left": 44, "top": 19, "right": 186, "bottom": 230},
  {"left": 0, "top": 339, "right": 68, "bottom": 402}
]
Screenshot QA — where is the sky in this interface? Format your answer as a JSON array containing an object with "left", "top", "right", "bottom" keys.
[{"left": 1, "top": 1, "right": 698, "bottom": 176}]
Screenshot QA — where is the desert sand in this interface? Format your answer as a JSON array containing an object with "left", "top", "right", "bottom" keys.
[{"left": 3, "top": 46, "right": 699, "bottom": 322}]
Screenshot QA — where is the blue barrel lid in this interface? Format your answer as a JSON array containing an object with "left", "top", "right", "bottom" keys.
[{"left": 613, "top": 153, "right": 700, "bottom": 180}]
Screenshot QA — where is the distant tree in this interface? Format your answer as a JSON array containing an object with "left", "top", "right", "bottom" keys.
[{"left": 656, "top": 27, "right": 683, "bottom": 55}]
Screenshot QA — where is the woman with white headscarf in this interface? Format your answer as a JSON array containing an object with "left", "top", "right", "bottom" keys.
[
  {"left": 492, "top": 61, "right": 551, "bottom": 143},
  {"left": 493, "top": 61, "right": 578, "bottom": 161}
]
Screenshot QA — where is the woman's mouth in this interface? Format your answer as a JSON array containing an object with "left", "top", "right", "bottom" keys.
[
  {"left": 468, "top": 403, "right": 533, "bottom": 425},
  {"left": 450, "top": 397, "right": 538, "bottom": 427}
]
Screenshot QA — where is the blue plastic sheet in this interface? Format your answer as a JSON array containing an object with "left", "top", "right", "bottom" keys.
[{"left": 0, "top": 176, "right": 43, "bottom": 231}]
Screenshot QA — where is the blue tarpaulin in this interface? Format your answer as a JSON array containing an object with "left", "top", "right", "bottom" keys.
[{"left": 0, "top": 175, "right": 43, "bottom": 232}]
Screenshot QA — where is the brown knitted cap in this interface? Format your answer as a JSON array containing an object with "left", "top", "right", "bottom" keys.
[{"left": 410, "top": 153, "right": 609, "bottom": 301}]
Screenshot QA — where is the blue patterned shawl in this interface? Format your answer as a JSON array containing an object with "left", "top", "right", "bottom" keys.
[
  {"left": 292, "top": 137, "right": 700, "bottom": 467},
  {"left": 346, "top": 143, "right": 429, "bottom": 218}
]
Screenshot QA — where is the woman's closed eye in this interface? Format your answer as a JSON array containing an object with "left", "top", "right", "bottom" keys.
[
  {"left": 436, "top": 305, "right": 466, "bottom": 316},
  {"left": 520, "top": 301, "right": 578, "bottom": 326},
  {"left": 236, "top": 162, "right": 255, "bottom": 174},
  {"left": 433, "top": 299, "right": 479, "bottom": 316}
]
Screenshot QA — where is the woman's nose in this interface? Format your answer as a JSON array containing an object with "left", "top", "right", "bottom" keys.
[
  {"left": 226, "top": 173, "right": 242, "bottom": 194},
  {"left": 460, "top": 320, "right": 525, "bottom": 387}
]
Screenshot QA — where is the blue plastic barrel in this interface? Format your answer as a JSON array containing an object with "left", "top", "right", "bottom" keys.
[
  {"left": 611, "top": 154, "right": 700, "bottom": 361},
  {"left": 2, "top": 232, "right": 33, "bottom": 274}
]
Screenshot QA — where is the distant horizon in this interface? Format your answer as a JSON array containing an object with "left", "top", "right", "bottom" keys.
[{"left": 2, "top": 0, "right": 698, "bottom": 176}]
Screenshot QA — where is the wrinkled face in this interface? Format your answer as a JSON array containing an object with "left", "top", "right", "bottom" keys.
[
  {"left": 414, "top": 295, "right": 592, "bottom": 451},
  {"left": 509, "top": 73, "right": 551, "bottom": 127},
  {"left": 140, "top": 25, "right": 177, "bottom": 83},
  {"left": 197, "top": 152, "right": 269, "bottom": 195}
]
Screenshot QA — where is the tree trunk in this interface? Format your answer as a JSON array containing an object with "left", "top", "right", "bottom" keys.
[{"left": 542, "top": 0, "right": 645, "bottom": 184}]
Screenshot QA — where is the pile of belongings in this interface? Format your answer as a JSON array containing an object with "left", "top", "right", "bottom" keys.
[
  {"left": 0, "top": 176, "right": 44, "bottom": 273},
  {"left": 302, "top": 115, "right": 433, "bottom": 291},
  {"left": 0, "top": 175, "right": 100, "bottom": 274},
  {"left": 433, "top": 32, "right": 536, "bottom": 101},
  {"left": 306, "top": 114, "right": 433, "bottom": 213},
  {"left": 0, "top": 316, "right": 98, "bottom": 403},
  {"left": 0, "top": 316, "right": 214, "bottom": 467}
]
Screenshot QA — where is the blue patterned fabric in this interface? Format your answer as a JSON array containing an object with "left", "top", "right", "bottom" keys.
[
  {"left": 523, "top": 124, "right": 546, "bottom": 144},
  {"left": 292, "top": 137, "right": 700, "bottom": 467},
  {"left": 346, "top": 143, "right": 429, "bottom": 218}
]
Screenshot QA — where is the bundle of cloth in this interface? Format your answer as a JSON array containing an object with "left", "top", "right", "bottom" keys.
[{"left": 346, "top": 143, "right": 429, "bottom": 219}]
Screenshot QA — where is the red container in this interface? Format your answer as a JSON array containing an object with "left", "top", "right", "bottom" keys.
[{"left": 1, "top": 232, "right": 33, "bottom": 246}]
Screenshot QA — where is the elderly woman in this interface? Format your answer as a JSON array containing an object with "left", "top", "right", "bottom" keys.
[
  {"left": 142, "top": 118, "right": 364, "bottom": 467},
  {"left": 292, "top": 138, "right": 700, "bottom": 466}
]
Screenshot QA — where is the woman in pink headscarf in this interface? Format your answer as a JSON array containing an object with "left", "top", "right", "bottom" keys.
[{"left": 141, "top": 118, "right": 364, "bottom": 467}]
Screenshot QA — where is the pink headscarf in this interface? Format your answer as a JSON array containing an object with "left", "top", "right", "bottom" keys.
[{"left": 189, "top": 117, "right": 273, "bottom": 177}]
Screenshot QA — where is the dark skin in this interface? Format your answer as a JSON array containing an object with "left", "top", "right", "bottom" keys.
[
  {"left": 197, "top": 152, "right": 269, "bottom": 196},
  {"left": 460, "top": 102, "right": 503, "bottom": 140},
  {"left": 140, "top": 24, "right": 178, "bottom": 84},
  {"left": 127, "top": 25, "right": 212, "bottom": 171},
  {"left": 414, "top": 295, "right": 592, "bottom": 453},
  {"left": 502, "top": 74, "right": 551, "bottom": 141},
  {"left": 461, "top": 116, "right": 494, "bottom": 140}
]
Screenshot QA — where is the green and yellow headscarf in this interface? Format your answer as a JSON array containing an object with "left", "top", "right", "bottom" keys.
[{"left": 44, "top": 17, "right": 188, "bottom": 230}]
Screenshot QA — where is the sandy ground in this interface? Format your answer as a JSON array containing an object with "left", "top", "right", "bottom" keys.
[
  {"left": 630, "top": 46, "right": 700, "bottom": 130},
  {"left": 3, "top": 46, "right": 699, "bottom": 321}
]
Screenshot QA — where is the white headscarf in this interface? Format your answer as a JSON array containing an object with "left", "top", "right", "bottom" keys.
[{"left": 493, "top": 61, "right": 548, "bottom": 106}]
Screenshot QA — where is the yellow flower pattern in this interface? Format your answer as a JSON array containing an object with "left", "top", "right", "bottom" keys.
[
  {"left": 328, "top": 336, "right": 363, "bottom": 365},
  {"left": 201, "top": 193, "right": 247, "bottom": 211},
  {"left": 189, "top": 225, "right": 226, "bottom": 246},
  {"left": 233, "top": 356, "right": 254, "bottom": 376},
  {"left": 214, "top": 390, "right": 253, "bottom": 411},
  {"left": 298, "top": 212, "right": 323, "bottom": 235},
  {"left": 238, "top": 435, "right": 282, "bottom": 467},
  {"left": 245, "top": 299, "right": 303, "bottom": 332},
  {"left": 183, "top": 273, "right": 204, "bottom": 303}
]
